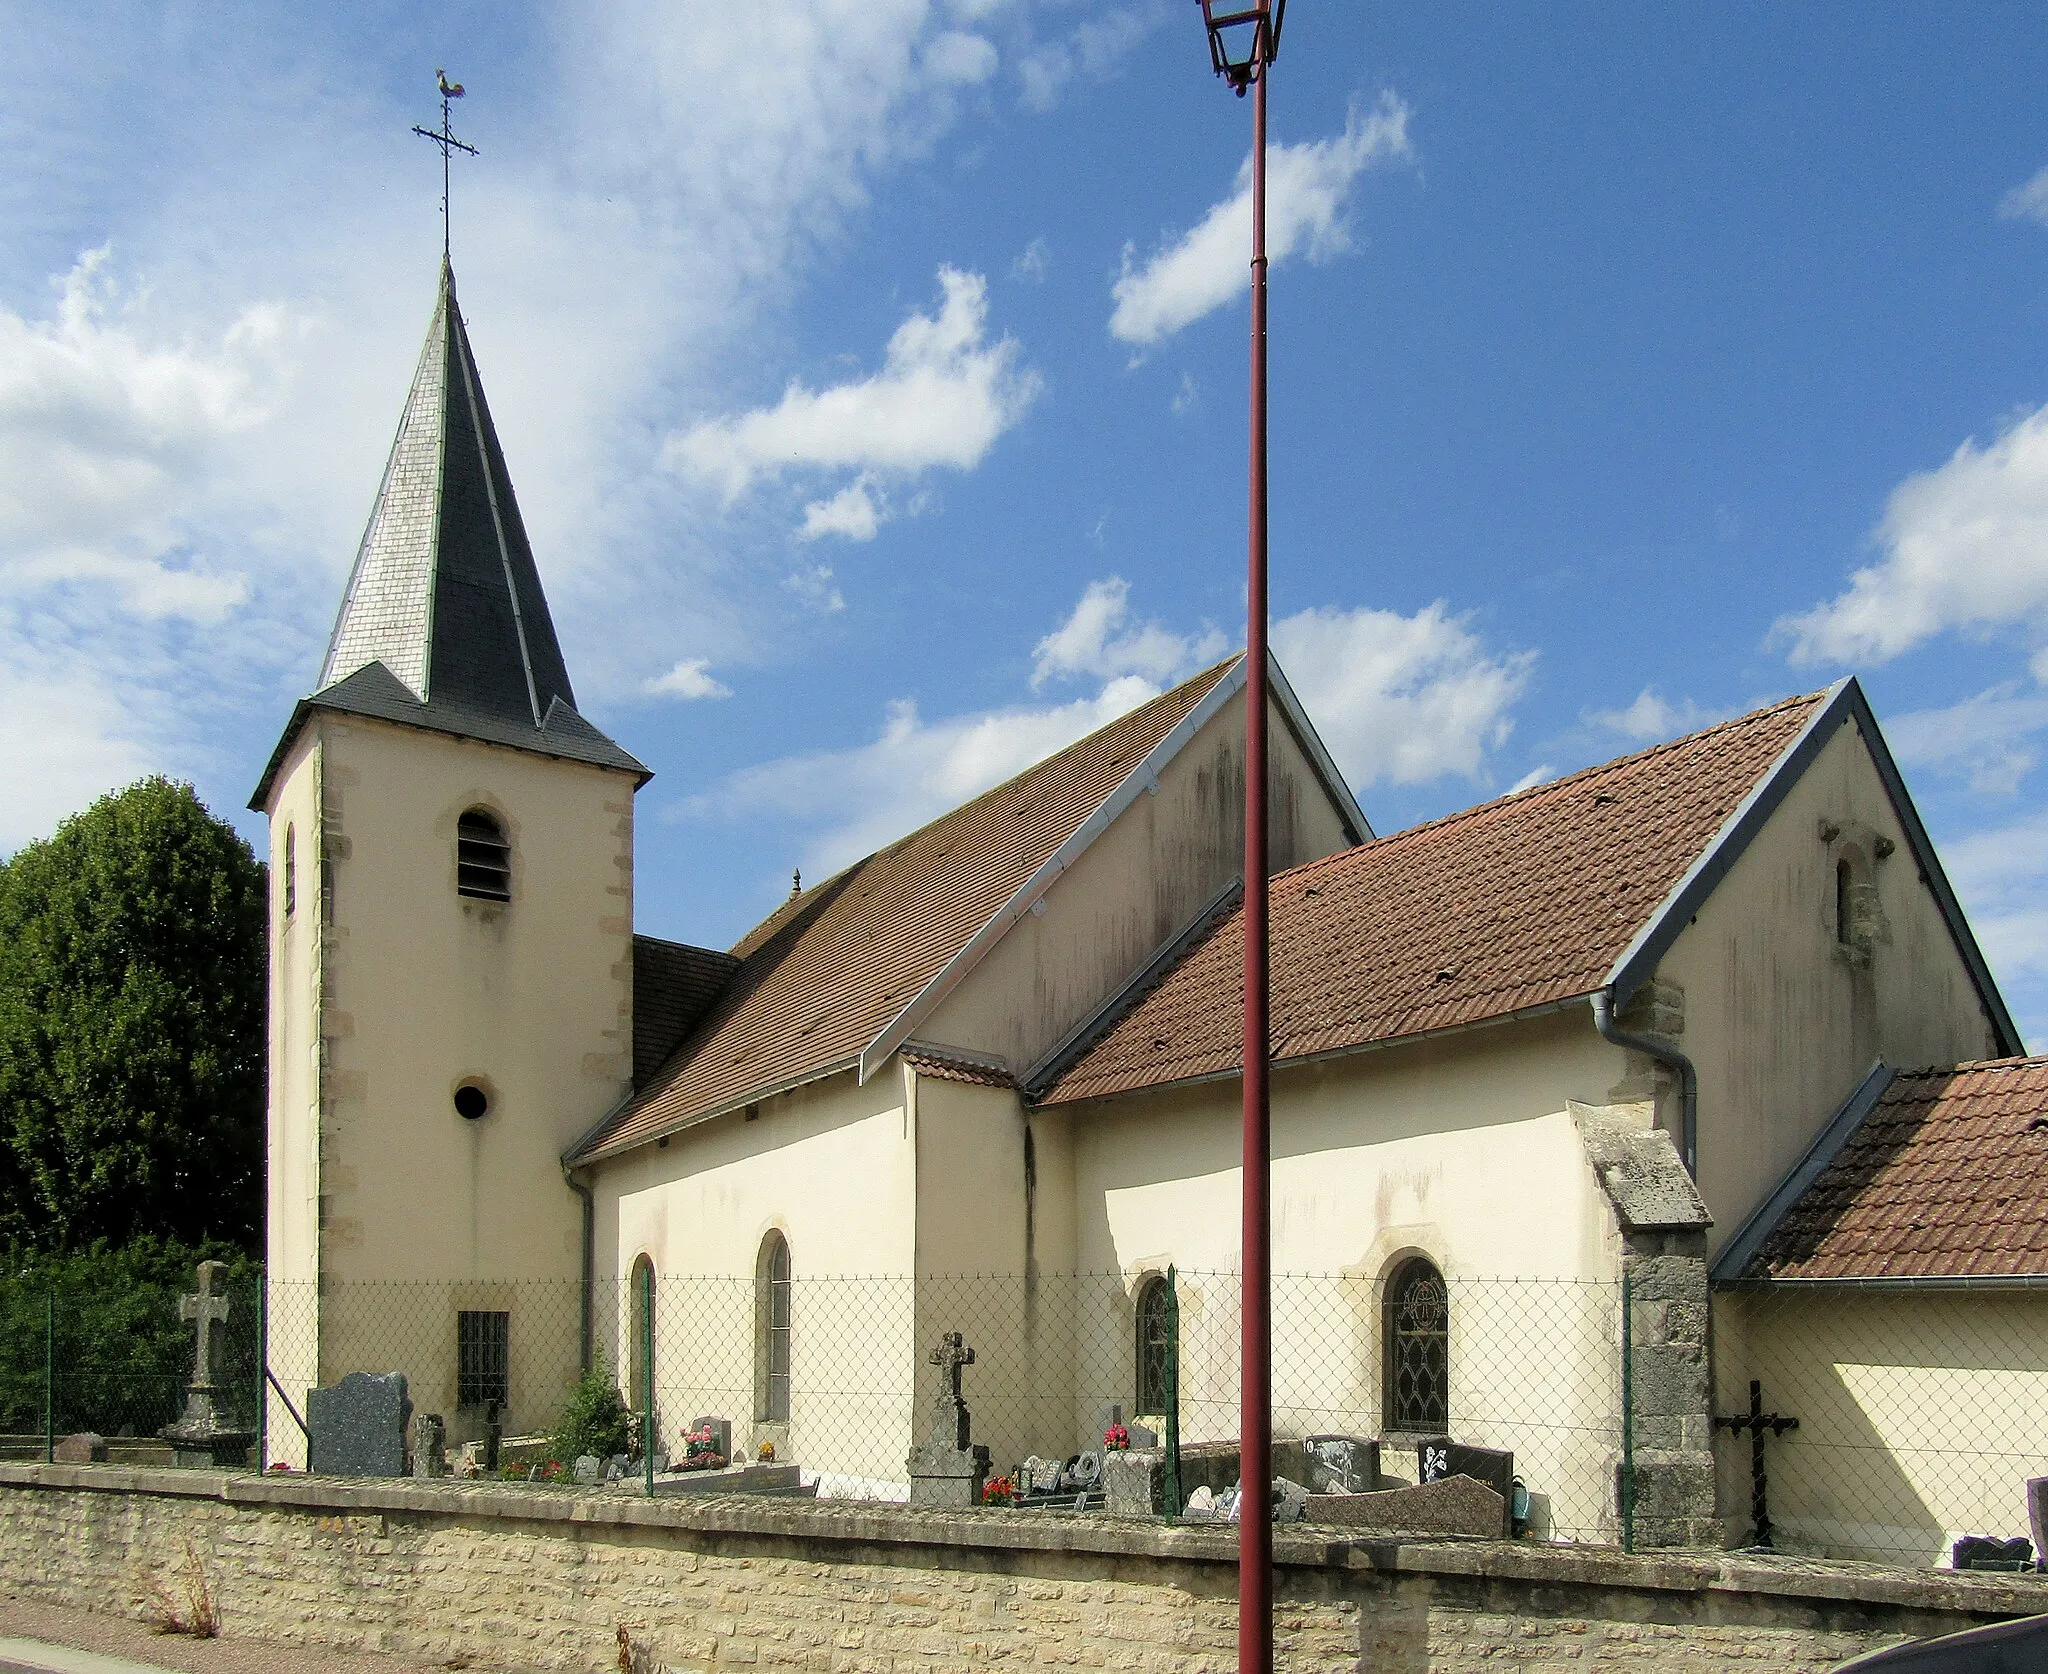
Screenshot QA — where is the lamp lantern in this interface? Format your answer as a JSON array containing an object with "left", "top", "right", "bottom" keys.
[{"left": 1197, "top": 0, "right": 1285, "bottom": 94}]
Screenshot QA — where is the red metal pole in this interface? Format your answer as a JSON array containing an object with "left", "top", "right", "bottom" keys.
[{"left": 1238, "top": 24, "right": 1272, "bottom": 1674}]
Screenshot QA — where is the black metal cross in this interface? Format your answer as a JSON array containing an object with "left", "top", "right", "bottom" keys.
[
  {"left": 412, "top": 69, "right": 478, "bottom": 260},
  {"left": 1716, "top": 1378, "right": 1799, "bottom": 1548}
]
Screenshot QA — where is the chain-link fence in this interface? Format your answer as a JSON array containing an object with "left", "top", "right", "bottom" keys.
[{"left": 1712, "top": 1286, "right": 2048, "bottom": 1566}]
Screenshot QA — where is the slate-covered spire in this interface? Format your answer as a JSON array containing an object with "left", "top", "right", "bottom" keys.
[
  {"left": 321, "top": 260, "right": 575, "bottom": 726},
  {"left": 252, "top": 263, "right": 645, "bottom": 809}
]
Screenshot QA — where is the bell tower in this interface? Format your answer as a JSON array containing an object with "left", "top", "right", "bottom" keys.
[{"left": 252, "top": 262, "right": 649, "bottom": 1461}]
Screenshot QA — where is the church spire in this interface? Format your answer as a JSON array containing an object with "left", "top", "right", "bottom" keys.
[{"left": 319, "top": 262, "right": 577, "bottom": 731}]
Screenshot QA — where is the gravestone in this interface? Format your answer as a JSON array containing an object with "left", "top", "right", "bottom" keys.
[
  {"left": 2030, "top": 1478, "right": 2048, "bottom": 1566},
  {"left": 1126, "top": 1423, "right": 1159, "bottom": 1449},
  {"left": 691, "top": 1415, "right": 732, "bottom": 1462},
  {"left": 54, "top": 1433, "right": 106, "bottom": 1464},
  {"left": 1420, "top": 1438, "right": 1514, "bottom": 1536},
  {"left": 306, "top": 1371, "right": 411, "bottom": 1477},
  {"left": 1305, "top": 1473, "right": 1506, "bottom": 1538},
  {"left": 1059, "top": 1450, "right": 1103, "bottom": 1493},
  {"left": 409, "top": 1412, "right": 447, "bottom": 1479},
  {"left": 1021, "top": 1455, "right": 1062, "bottom": 1495},
  {"left": 906, "top": 1332, "right": 990, "bottom": 1508},
  {"left": 158, "top": 1260, "right": 255, "bottom": 1468},
  {"left": 571, "top": 1454, "right": 603, "bottom": 1485},
  {"left": 1304, "top": 1435, "right": 1378, "bottom": 1495}
]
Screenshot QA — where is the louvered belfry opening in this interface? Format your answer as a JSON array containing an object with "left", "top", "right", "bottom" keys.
[{"left": 457, "top": 808, "right": 512, "bottom": 901}]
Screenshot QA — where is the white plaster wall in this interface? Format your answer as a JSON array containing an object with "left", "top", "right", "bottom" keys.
[
  {"left": 1661, "top": 716, "right": 2008, "bottom": 1257},
  {"left": 595, "top": 1068, "right": 915, "bottom": 1490},
  {"left": 927, "top": 688, "right": 1356, "bottom": 1079},
  {"left": 1060, "top": 1010, "right": 1630, "bottom": 1535},
  {"left": 265, "top": 712, "right": 638, "bottom": 1443},
  {"left": 1715, "top": 1289, "right": 2048, "bottom": 1563}
]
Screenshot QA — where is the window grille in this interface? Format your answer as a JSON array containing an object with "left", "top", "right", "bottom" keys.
[
  {"left": 1385, "top": 1257, "right": 1449, "bottom": 1431},
  {"left": 457, "top": 1309, "right": 510, "bottom": 1409},
  {"left": 1136, "top": 1276, "right": 1171, "bottom": 1413},
  {"left": 457, "top": 809, "right": 512, "bottom": 901}
]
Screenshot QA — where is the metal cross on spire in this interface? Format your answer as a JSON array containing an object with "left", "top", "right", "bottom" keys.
[{"left": 412, "top": 68, "right": 478, "bottom": 260}]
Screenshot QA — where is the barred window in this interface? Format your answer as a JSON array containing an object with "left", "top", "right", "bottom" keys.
[
  {"left": 457, "top": 808, "right": 512, "bottom": 902},
  {"left": 457, "top": 1310, "right": 509, "bottom": 1410},
  {"left": 284, "top": 824, "right": 296, "bottom": 918},
  {"left": 1384, "top": 1257, "right": 1449, "bottom": 1432},
  {"left": 757, "top": 1232, "right": 791, "bottom": 1423},
  {"left": 1135, "top": 1276, "right": 1171, "bottom": 1414}
]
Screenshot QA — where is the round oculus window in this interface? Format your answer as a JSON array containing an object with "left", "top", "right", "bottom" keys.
[{"left": 454, "top": 1084, "right": 490, "bottom": 1121}]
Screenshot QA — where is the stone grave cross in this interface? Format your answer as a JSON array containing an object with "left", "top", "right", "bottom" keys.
[
  {"left": 179, "top": 1260, "right": 232, "bottom": 1390},
  {"left": 928, "top": 1332, "right": 975, "bottom": 1450},
  {"left": 1715, "top": 1377, "right": 1798, "bottom": 1548}
]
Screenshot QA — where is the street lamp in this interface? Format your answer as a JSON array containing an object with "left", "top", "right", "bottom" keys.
[{"left": 1194, "top": 6, "right": 1283, "bottom": 1674}]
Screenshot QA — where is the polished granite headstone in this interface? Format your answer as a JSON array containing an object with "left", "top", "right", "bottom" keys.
[{"left": 306, "top": 1371, "right": 412, "bottom": 1477}]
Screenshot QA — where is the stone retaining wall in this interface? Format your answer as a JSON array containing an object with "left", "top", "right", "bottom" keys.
[{"left": 3, "top": 1464, "right": 2045, "bottom": 1673}]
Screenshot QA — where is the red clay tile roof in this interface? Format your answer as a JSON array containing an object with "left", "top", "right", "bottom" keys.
[
  {"left": 1036, "top": 690, "right": 1827, "bottom": 1106},
  {"left": 1748, "top": 1058, "right": 2048, "bottom": 1281},
  {"left": 572, "top": 660, "right": 1238, "bottom": 1160},
  {"left": 902, "top": 1045, "right": 1016, "bottom": 1089}
]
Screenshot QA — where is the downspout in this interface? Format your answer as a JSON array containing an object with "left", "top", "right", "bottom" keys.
[
  {"left": 1592, "top": 988, "right": 1698, "bottom": 1178},
  {"left": 565, "top": 1167, "right": 595, "bottom": 1374}
]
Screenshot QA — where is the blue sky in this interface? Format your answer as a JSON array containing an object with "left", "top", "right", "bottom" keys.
[{"left": 6, "top": 2, "right": 2048, "bottom": 1040}]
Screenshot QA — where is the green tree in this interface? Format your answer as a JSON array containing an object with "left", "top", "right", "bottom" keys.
[{"left": 0, "top": 779, "right": 265, "bottom": 1249}]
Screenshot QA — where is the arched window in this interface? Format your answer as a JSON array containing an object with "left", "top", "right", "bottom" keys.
[
  {"left": 628, "top": 1254, "right": 654, "bottom": 1413},
  {"left": 1383, "top": 1257, "right": 1449, "bottom": 1432},
  {"left": 457, "top": 808, "right": 512, "bottom": 901},
  {"left": 1135, "top": 1275, "right": 1173, "bottom": 1415},
  {"left": 284, "top": 824, "right": 296, "bottom": 918},
  {"left": 756, "top": 1231, "right": 791, "bottom": 1423}
]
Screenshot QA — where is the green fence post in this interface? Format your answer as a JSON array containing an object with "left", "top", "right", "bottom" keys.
[
  {"left": 1163, "top": 1265, "right": 1181, "bottom": 1520},
  {"left": 1620, "top": 1267, "right": 1635, "bottom": 1554},
  {"left": 43, "top": 1291, "right": 55, "bottom": 1464},
  {"left": 642, "top": 1266, "right": 656, "bottom": 1499}
]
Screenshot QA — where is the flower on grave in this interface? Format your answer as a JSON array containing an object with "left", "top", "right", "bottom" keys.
[
  {"left": 757, "top": 1441, "right": 776, "bottom": 1462},
  {"left": 982, "top": 1474, "right": 1016, "bottom": 1507},
  {"left": 267, "top": 1461, "right": 292, "bottom": 1472},
  {"left": 1104, "top": 1424, "right": 1130, "bottom": 1452},
  {"left": 680, "top": 1426, "right": 726, "bottom": 1470},
  {"left": 536, "top": 1458, "right": 565, "bottom": 1483}
]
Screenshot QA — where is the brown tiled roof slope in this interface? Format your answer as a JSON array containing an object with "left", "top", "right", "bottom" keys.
[
  {"left": 632, "top": 935, "right": 741, "bottom": 1087},
  {"left": 573, "top": 660, "right": 1238, "bottom": 1159},
  {"left": 1038, "top": 690, "right": 1826, "bottom": 1106},
  {"left": 1751, "top": 1058, "right": 2048, "bottom": 1281}
]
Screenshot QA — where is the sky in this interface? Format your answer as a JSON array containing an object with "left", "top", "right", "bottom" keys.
[{"left": 5, "top": 3, "right": 2048, "bottom": 1041}]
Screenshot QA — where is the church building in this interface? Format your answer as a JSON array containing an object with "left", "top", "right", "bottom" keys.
[{"left": 255, "top": 265, "right": 2034, "bottom": 1552}]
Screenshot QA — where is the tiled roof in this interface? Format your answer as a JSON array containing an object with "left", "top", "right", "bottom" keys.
[
  {"left": 632, "top": 936, "right": 741, "bottom": 1088},
  {"left": 902, "top": 1045, "right": 1016, "bottom": 1089},
  {"left": 1035, "top": 690, "right": 1827, "bottom": 1106},
  {"left": 1744, "top": 1059, "right": 2048, "bottom": 1281},
  {"left": 569, "top": 661, "right": 1239, "bottom": 1160}
]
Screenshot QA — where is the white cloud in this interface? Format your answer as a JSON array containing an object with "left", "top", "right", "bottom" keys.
[
  {"left": 1272, "top": 600, "right": 1534, "bottom": 787},
  {"left": 1886, "top": 683, "right": 2048, "bottom": 796},
  {"left": 664, "top": 267, "right": 1042, "bottom": 528},
  {"left": 1017, "top": 5, "right": 1162, "bottom": 113},
  {"left": 1942, "top": 810, "right": 2048, "bottom": 993},
  {"left": 1031, "top": 576, "right": 1224, "bottom": 688},
  {"left": 1587, "top": 688, "right": 1722, "bottom": 743},
  {"left": 1012, "top": 236, "right": 1050, "bottom": 284},
  {"left": 1999, "top": 166, "right": 2048, "bottom": 226},
  {"left": 1506, "top": 764, "right": 1555, "bottom": 795},
  {"left": 800, "top": 476, "right": 887, "bottom": 543},
  {"left": 1774, "top": 404, "right": 2048, "bottom": 667},
  {"left": 1109, "top": 92, "right": 1413, "bottom": 347},
  {"left": 0, "top": 647, "right": 158, "bottom": 851},
  {"left": 785, "top": 564, "right": 847, "bottom": 615},
  {"left": 688, "top": 675, "right": 1166, "bottom": 878},
  {"left": 644, "top": 658, "right": 732, "bottom": 701},
  {"left": 923, "top": 30, "right": 999, "bottom": 86},
  {"left": 1170, "top": 372, "right": 1198, "bottom": 416}
]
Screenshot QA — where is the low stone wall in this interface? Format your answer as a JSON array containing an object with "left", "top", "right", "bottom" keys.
[{"left": 2, "top": 1463, "right": 2045, "bottom": 1673}]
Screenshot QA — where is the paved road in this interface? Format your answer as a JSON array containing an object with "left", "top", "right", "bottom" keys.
[{"left": 0, "top": 1643, "right": 178, "bottom": 1674}]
